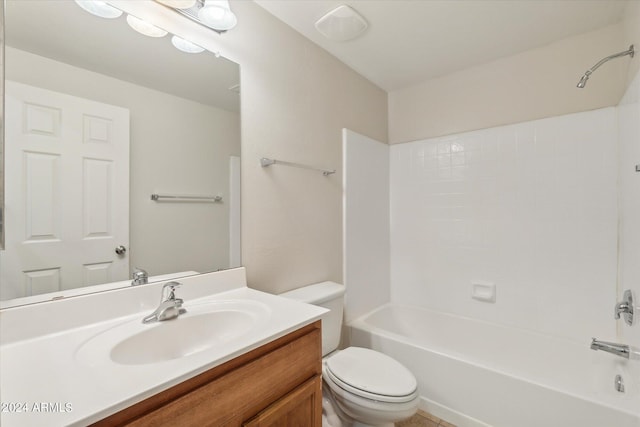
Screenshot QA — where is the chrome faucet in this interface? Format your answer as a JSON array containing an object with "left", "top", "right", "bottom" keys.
[
  {"left": 142, "top": 282, "right": 186, "bottom": 324},
  {"left": 614, "top": 290, "right": 634, "bottom": 326},
  {"left": 590, "top": 338, "right": 630, "bottom": 359},
  {"left": 131, "top": 267, "right": 148, "bottom": 286}
]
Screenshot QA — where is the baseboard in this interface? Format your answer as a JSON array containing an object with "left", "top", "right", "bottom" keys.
[{"left": 418, "top": 396, "right": 492, "bottom": 427}]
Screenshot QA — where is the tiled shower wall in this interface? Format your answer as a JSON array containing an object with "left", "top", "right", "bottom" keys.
[
  {"left": 618, "top": 71, "right": 640, "bottom": 351},
  {"left": 390, "top": 108, "right": 619, "bottom": 342}
]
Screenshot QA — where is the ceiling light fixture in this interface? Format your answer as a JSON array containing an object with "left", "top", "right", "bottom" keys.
[
  {"left": 126, "top": 15, "right": 169, "bottom": 37},
  {"left": 155, "top": 0, "right": 238, "bottom": 34},
  {"left": 315, "top": 5, "right": 368, "bottom": 42},
  {"left": 171, "top": 35, "right": 205, "bottom": 53},
  {"left": 154, "top": 0, "right": 197, "bottom": 9},
  {"left": 74, "top": 0, "right": 123, "bottom": 19},
  {"left": 198, "top": 0, "right": 237, "bottom": 32},
  {"left": 75, "top": 1, "right": 210, "bottom": 56}
]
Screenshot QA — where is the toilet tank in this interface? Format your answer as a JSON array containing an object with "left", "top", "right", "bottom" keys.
[{"left": 280, "top": 281, "right": 345, "bottom": 356}]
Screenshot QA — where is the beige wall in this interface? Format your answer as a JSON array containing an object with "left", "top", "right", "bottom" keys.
[
  {"left": 111, "top": 1, "right": 388, "bottom": 294},
  {"left": 223, "top": 2, "right": 388, "bottom": 294},
  {"left": 5, "top": 47, "right": 240, "bottom": 278},
  {"left": 623, "top": 0, "right": 640, "bottom": 86},
  {"left": 388, "top": 23, "right": 633, "bottom": 143}
]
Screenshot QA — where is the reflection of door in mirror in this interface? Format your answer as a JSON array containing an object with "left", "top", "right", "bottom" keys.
[
  {"left": 1, "top": 0, "right": 241, "bottom": 307},
  {"left": 0, "top": 0, "right": 4, "bottom": 251},
  {"left": 1, "top": 81, "right": 130, "bottom": 300}
]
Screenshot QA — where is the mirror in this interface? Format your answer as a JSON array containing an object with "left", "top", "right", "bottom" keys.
[
  {"left": 0, "top": 0, "right": 241, "bottom": 307},
  {"left": 0, "top": 0, "right": 4, "bottom": 252}
]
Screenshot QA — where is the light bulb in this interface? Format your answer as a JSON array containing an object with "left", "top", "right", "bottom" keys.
[
  {"left": 171, "top": 36, "right": 205, "bottom": 54},
  {"left": 198, "top": 0, "right": 237, "bottom": 31},
  {"left": 74, "top": 0, "right": 123, "bottom": 19},
  {"left": 126, "top": 15, "right": 168, "bottom": 38}
]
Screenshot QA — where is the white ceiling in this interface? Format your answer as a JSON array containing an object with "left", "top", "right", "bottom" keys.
[{"left": 254, "top": 0, "right": 629, "bottom": 91}]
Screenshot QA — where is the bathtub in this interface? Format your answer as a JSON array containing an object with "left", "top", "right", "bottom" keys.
[{"left": 348, "top": 304, "right": 640, "bottom": 427}]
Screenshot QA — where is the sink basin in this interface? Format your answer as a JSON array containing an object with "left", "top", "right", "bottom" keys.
[
  {"left": 76, "top": 300, "right": 271, "bottom": 366},
  {"left": 112, "top": 309, "right": 259, "bottom": 365}
]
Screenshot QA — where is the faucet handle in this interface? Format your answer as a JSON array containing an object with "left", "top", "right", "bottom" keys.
[
  {"left": 614, "top": 290, "right": 634, "bottom": 326},
  {"left": 614, "top": 303, "right": 629, "bottom": 319},
  {"left": 161, "top": 281, "right": 182, "bottom": 302},
  {"left": 133, "top": 267, "right": 146, "bottom": 276},
  {"left": 131, "top": 267, "right": 149, "bottom": 286}
]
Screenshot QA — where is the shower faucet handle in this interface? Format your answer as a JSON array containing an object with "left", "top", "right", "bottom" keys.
[{"left": 614, "top": 290, "right": 634, "bottom": 326}]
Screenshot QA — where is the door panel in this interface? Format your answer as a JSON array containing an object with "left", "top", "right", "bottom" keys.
[{"left": 1, "top": 81, "right": 130, "bottom": 299}]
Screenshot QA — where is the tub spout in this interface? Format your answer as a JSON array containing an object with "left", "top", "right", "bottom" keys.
[{"left": 590, "top": 338, "right": 629, "bottom": 359}]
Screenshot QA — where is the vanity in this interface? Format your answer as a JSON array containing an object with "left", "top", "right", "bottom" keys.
[
  {"left": 0, "top": 268, "right": 326, "bottom": 426},
  {"left": 95, "top": 322, "right": 322, "bottom": 426},
  {"left": 0, "top": 2, "right": 327, "bottom": 425}
]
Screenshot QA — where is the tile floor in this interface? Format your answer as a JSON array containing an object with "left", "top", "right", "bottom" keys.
[{"left": 396, "top": 409, "right": 457, "bottom": 427}]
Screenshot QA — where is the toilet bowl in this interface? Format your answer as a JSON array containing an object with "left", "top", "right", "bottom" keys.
[
  {"left": 280, "top": 282, "right": 419, "bottom": 427},
  {"left": 323, "top": 347, "right": 419, "bottom": 426}
]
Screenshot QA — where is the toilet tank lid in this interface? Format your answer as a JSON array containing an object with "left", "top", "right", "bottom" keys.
[{"left": 279, "top": 281, "right": 345, "bottom": 304}]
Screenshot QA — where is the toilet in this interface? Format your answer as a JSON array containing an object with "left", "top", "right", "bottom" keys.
[{"left": 281, "top": 282, "right": 419, "bottom": 427}]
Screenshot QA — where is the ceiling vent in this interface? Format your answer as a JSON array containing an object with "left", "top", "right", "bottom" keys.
[{"left": 315, "top": 5, "right": 368, "bottom": 42}]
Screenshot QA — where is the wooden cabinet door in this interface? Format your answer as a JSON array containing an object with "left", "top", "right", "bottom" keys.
[{"left": 243, "top": 376, "right": 322, "bottom": 427}]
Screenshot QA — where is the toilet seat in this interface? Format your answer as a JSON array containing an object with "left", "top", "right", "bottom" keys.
[{"left": 324, "top": 347, "right": 418, "bottom": 403}]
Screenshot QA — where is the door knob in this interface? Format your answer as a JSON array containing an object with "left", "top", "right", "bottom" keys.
[{"left": 115, "top": 245, "right": 127, "bottom": 256}]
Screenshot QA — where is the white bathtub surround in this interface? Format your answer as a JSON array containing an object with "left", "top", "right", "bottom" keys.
[
  {"left": 341, "top": 101, "right": 640, "bottom": 425},
  {"left": 349, "top": 304, "right": 639, "bottom": 427},
  {"left": 390, "top": 107, "right": 619, "bottom": 343},
  {"left": 342, "top": 129, "right": 390, "bottom": 323},
  {"left": 0, "top": 268, "right": 326, "bottom": 426},
  {"left": 617, "top": 68, "right": 640, "bottom": 400}
]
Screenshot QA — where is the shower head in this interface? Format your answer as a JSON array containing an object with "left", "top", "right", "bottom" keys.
[
  {"left": 577, "top": 45, "right": 634, "bottom": 88},
  {"left": 577, "top": 72, "right": 590, "bottom": 88}
]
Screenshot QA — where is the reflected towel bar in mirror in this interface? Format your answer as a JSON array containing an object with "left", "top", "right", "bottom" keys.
[{"left": 151, "top": 194, "right": 223, "bottom": 202}]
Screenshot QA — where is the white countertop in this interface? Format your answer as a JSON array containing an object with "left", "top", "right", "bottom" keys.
[{"left": 0, "top": 269, "right": 326, "bottom": 426}]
